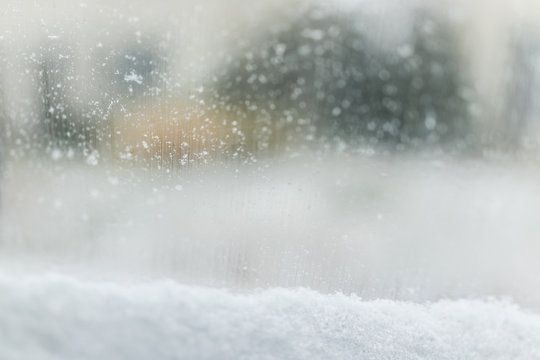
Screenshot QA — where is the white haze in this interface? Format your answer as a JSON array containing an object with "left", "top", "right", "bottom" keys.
[{"left": 2, "top": 155, "right": 540, "bottom": 308}]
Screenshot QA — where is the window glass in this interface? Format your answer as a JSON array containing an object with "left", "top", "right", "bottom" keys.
[{"left": 1, "top": 0, "right": 540, "bottom": 358}]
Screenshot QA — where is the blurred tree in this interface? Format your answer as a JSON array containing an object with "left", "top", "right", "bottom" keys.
[
  {"left": 211, "top": 4, "right": 475, "bottom": 155},
  {"left": 502, "top": 34, "right": 539, "bottom": 149},
  {"left": 36, "top": 40, "right": 87, "bottom": 153}
]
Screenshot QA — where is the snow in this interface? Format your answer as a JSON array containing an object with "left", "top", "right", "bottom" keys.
[
  {"left": 0, "top": 273, "right": 539, "bottom": 360},
  {"left": 124, "top": 71, "right": 144, "bottom": 85}
]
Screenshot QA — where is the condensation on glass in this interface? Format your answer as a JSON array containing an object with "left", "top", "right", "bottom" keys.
[{"left": 0, "top": 0, "right": 540, "bottom": 305}]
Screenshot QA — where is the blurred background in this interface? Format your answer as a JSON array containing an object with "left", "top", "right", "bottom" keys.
[{"left": 1, "top": 0, "right": 540, "bottom": 309}]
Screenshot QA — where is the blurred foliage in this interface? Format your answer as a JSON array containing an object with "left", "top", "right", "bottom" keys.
[{"left": 212, "top": 5, "right": 476, "bottom": 155}]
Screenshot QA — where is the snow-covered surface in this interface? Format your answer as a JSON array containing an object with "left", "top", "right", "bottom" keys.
[
  {"left": 0, "top": 273, "right": 539, "bottom": 360},
  {"left": 2, "top": 155, "right": 540, "bottom": 358}
]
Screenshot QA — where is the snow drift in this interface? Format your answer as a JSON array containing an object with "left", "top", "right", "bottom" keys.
[{"left": 0, "top": 273, "right": 539, "bottom": 360}]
